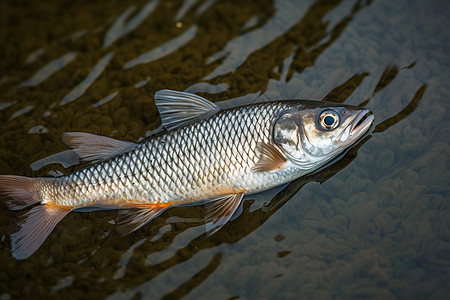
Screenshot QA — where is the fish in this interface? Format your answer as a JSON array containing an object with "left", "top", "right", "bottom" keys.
[{"left": 0, "top": 90, "right": 374, "bottom": 259}]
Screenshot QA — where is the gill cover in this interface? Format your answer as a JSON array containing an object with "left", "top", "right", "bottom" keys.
[{"left": 273, "top": 110, "right": 320, "bottom": 169}]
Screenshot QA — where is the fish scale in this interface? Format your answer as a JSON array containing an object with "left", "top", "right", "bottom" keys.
[
  {"left": 0, "top": 89, "right": 374, "bottom": 259},
  {"left": 43, "top": 103, "right": 287, "bottom": 209}
]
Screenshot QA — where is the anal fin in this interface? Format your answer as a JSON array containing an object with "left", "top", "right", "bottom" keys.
[{"left": 205, "top": 192, "right": 244, "bottom": 235}]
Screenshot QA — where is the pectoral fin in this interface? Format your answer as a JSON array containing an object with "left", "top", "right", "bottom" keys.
[
  {"left": 204, "top": 192, "right": 244, "bottom": 235},
  {"left": 252, "top": 142, "right": 287, "bottom": 172}
]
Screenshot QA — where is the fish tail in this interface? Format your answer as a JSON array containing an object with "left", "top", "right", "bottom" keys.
[
  {"left": 0, "top": 175, "right": 42, "bottom": 210},
  {"left": 0, "top": 175, "right": 71, "bottom": 259}
]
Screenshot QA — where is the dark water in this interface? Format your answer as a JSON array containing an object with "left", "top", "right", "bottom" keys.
[{"left": 1, "top": 0, "right": 449, "bottom": 299}]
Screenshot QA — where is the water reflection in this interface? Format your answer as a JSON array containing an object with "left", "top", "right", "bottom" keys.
[
  {"left": 200, "top": 0, "right": 373, "bottom": 100},
  {"left": 372, "top": 64, "right": 399, "bottom": 95},
  {"left": 18, "top": 52, "right": 77, "bottom": 88},
  {"left": 60, "top": 52, "right": 114, "bottom": 105},
  {"left": 124, "top": 25, "right": 198, "bottom": 69},
  {"left": 374, "top": 83, "right": 428, "bottom": 133},
  {"left": 174, "top": 0, "right": 198, "bottom": 22},
  {"left": 103, "top": 0, "right": 159, "bottom": 49},
  {"left": 0, "top": 0, "right": 370, "bottom": 118},
  {"left": 203, "top": 0, "right": 311, "bottom": 80},
  {"left": 93, "top": 91, "right": 120, "bottom": 107},
  {"left": 0, "top": 0, "right": 441, "bottom": 299},
  {"left": 7, "top": 105, "right": 35, "bottom": 122},
  {"left": 22, "top": 82, "right": 423, "bottom": 298},
  {"left": 196, "top": 0, "right": 217, "bottom": 15},
  {"left": 322, "top": 72, "right": 370, "bottom": 103},
  {"left": 24, "top": 48, "right": 46, "bottom": 65}
]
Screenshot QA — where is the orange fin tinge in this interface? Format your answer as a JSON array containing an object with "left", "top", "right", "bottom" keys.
[
  {"left": 117, "top": 203, "right": 173, "bottom": 236},
  {"left": 0, "top": 175, "right": 72, "bottom": 260}
]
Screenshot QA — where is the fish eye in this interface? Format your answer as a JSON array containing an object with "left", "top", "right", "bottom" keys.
[{"left": 319, "top": 110, "right": 339, "bottom": 130}]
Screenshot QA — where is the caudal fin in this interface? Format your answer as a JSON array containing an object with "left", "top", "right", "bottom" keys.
[
  {"left": 0, "top": 175, "right": 72, "bottom": 259},
  {"left": 0, "top": 175, "right": 41, "bottom": 210}
]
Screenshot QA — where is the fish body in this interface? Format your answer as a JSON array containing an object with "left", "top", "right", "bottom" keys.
[
  {"left": 0, "top": 90, "right": 374, "bottom": 259},
  {"left": 44, "top": 102, "right": 293, "bottom": 207}
]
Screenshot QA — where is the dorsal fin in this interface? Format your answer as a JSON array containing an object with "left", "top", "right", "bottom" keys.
[
  {"left": 62, "top": 132, "right": 136, "bottom": 163},
  {"left": 154, "top": 89, "right": 221, "bottom": 130}
]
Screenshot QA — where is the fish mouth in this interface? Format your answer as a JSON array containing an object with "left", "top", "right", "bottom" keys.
[
  {"left": 340, "top": 109, "right": 374, "bottom": 142},
  {"left": 350, "top": 109, "right": 374, "bottom": 136}
]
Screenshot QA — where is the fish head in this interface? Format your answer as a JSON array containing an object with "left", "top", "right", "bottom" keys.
[{"left": 273, "top": 101, "right": 374, "bottom": 170}]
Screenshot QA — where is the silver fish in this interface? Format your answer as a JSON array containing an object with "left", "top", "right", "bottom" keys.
[{"left": 0, "top": 90, "right": 374, "bottom": 259}]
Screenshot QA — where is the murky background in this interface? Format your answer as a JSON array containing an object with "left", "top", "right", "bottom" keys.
[{"left": 1, "top": 0, "right": 449, "bottom": 298}]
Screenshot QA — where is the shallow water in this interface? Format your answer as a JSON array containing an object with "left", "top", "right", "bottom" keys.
[{"left": 0, "top": 0, "right": 449, "bottom": 299}]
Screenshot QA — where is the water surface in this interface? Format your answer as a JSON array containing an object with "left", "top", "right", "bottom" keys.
[{"left": 0, "top": 0, "right": 449, "bottom": 299}]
